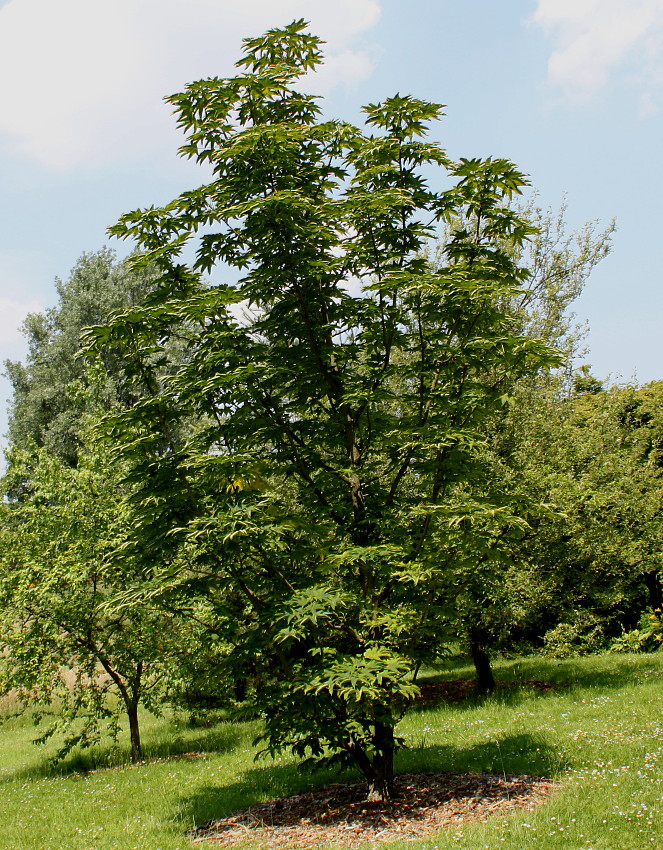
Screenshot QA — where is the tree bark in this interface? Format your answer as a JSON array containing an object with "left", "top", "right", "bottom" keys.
[
  {"left": 366, "top": 721, "right": 395, "bottom": 802},
  {"left": 127, "top": 700, "right": 143, "bottom": 763},
  {"left": 469, "top": 628, "right": 495, "bottom": 695},
  {"left": 644, "top": 571, "right": 662, "bottom": 611}
]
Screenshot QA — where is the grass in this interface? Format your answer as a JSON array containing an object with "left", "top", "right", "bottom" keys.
[{"left": 0, "top": 652, "right": 661, "bottom": 848}]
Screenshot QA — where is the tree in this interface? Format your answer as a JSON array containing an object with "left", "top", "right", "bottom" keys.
[
  {"left": 89, "top": 20, "right": 557, "bottom": 799},
  {"left": 507, "top": 379, "right": 663, "bottom": 653},
  {"left": 3, "top": 249, "right": 159, "bottom": 468},
  {"left": 0, "top": 250, "right": 214, "bottom": 758},
  {"left": 0, "top": 439, "right": 179, "bottom": 763},
  {"left": 1, "top": 247, "right": 191, "bottom": 759},
  {"left": 508, "top": 198, "right": 614, "bottom": 369},
  {"left": 443, "top": 201, "right": 614, "bottom": 690}
]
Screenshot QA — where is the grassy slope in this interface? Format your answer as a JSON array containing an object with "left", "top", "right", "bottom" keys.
[{"left": 0, "top": 653, "right": 661, "bottom": 849}]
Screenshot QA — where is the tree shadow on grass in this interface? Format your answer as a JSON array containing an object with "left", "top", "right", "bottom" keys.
[
  {"left": 411, "top": 652, "right": 663, "bottom": 714},
  {"left": 397, "top": 733, "right": 567, "bottom": 778},
  {"left": 0, "top": 720, "right": 248, "bottom": 783},
  {"left": 173, "top": 732, "right": 562, "bottom": 830},
  {"left": 495, "top": 652, "right": 663, "bottom": 691},
  {"left": 173, "top": 760, "right": 348, "bottom": 829}
]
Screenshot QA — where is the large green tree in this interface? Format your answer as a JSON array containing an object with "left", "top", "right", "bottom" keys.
[{"left": 89, "top": 20, "right": 556, "bottom": 799}]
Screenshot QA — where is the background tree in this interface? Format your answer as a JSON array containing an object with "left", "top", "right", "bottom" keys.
[
  {"left": 0, "top": 439, "right": 179, "bottom": 762},
  {"left": 88, "top": 21, "right": 558, "bottom": 800},
  {"left": 3, "top": 249, "right": 159, "bottom": 468},
  {"left": 505, "top": 379, "right": 663, "bottom": 655},
  {"left": 0, "top": 250, "right": 200, "bottom": 761},
  {"left": 508, "top": 198, "right": 613, "bottom": 368},
  {"left": 443, "top": 201, "right": 614, "bottom": 690}
]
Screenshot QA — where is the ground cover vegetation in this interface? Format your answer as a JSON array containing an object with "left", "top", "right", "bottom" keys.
[{"left": 0, "top": 17, "right": 662, "bottom": 847}]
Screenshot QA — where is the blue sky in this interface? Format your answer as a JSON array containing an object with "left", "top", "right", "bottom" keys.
[{"left": 1, "top": 0, "right": 662, "bottom": 448}]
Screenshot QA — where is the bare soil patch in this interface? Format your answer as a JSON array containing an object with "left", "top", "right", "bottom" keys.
[{"left": 190, "top": 771, "right": 556, "bottom": 848}]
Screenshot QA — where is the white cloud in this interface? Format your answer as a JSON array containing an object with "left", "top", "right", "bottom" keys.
[
  {"left": 531, "top": 0, "right": 663, "bottom": 106},
  {"left": 304, "top": 49, "right": 376, "bottom": 94},
  {"left": 0, "top": 0, "right": 381, "bottom": 171}
]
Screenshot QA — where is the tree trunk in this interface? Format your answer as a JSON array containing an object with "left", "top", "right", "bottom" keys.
[
  {"left": 366, "top": 721, "right": 395, "bottom": 802},
  {"left": 233, "top": 676, "right": 247, "bottom": 703},
  {"left": 469, "top": 628, "right": 495, "bottom": 695},
  {"left": 127, "top": 661, "right": 144, "bottom": 763},
  {"left": 94, "top": 653, "right": 144, "bottom": 763},
  {"left": 127, "top": 701, "right": 143, "bottom": 763},
  {"left": 644, "top": 571, "right": 662, "bottom": 611}
]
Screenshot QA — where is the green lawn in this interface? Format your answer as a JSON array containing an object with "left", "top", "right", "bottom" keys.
[{"left": 1, "top": 653, "right": 662, "bottom": 849}]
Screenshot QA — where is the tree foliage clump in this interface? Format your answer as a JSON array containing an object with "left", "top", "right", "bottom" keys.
[{"left": 497, "top": 379, "right": 663, "bottom": 655}]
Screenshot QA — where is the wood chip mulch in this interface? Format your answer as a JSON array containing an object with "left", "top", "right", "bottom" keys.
[{"left": 189, "top": 771, "right": 557, "bottom": 848}]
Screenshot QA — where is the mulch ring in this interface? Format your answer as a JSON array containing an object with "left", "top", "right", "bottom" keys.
[
  {"left": 416, "top": 678, "right": 564, "bottom": 707},
  {"left": 189, "top": 771, "right": 557, "bottom": 848}
]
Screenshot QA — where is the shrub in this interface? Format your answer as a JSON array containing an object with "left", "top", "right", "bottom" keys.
[
  {"left": 610, "top": 609, "right": 663, "bottom": 653},
  {"left": 542, "top": 611, "right": 606, "bottom": 657}
]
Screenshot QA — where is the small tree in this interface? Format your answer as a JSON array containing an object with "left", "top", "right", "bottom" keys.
[
  {"left": 0, "top": 442, "right": 176, "bottom": 763},
  {"left": 90, "top": 20, "right": 557, "bottom": 798}
]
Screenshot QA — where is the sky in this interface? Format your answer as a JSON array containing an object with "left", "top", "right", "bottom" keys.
[{"left": 1, "top": 0, "right": 662, "bottom": 448}]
